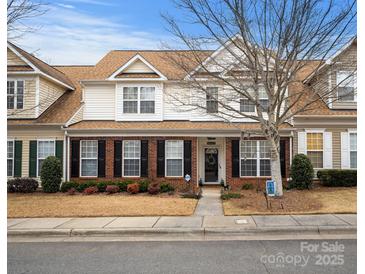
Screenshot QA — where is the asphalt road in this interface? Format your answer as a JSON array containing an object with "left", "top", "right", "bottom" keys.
[{"left": 8, "top": 239, "right": 356, "bottom": 274}]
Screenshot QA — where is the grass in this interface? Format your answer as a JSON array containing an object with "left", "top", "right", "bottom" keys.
[
  {"left": 223, "top": 186, "right": 356, "bottom": 216},
  {"left": 7, "top": 193, "right": 198, "bottom": 218}
]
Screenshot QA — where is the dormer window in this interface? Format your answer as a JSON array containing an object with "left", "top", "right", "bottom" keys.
[
  {"left": 337, "top": 71, "right": 356, "bottom": 102},
  {"left": 7, "top": 80, "right": 24, "bottom": 110},
  {"left": 206, "top": 87, "right": 218, "bottom": 113},
  {"left": 122, "top": 86, "right": 155, "bottom": 114}
]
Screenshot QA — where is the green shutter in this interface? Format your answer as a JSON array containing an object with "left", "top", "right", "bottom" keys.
[
  {"left": 56, "top": 140, "right": 63, "bottom": 163},
  {"left": 14, "top": 140, "right": 22, "bottom": 177},
  {"left": 29, "top": 140, "right": 37, "bottom": 177}
]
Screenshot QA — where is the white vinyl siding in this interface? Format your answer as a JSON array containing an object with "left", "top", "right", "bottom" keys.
[
  {"left": 123, "top": 140, "right": 141, "bottom": 177},
  {"left": 80, "top": 140, "right": 98, "bottom": 177},
  {"left": 83, "top": 85, "right": 115, "bottom": 120},
  {"left": 165, "top": 140, "right": 183, "bottom": 177},
  {"left": 37, "top": 140, "right": 55, "bottom": 177},
  {"left": 240, "top": 140, "right": 271, "bottom": 177},
  {"left": 7, "top": 140, "right": 14, "bottom": 177}
]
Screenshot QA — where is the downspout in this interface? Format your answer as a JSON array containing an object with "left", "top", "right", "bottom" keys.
[{"left": 64, "top": 129, "right": 70, "bottom": 181}]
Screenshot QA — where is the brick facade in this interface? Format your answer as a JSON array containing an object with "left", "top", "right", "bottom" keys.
[{"left": 225, "top": 137, "right": 290, "bottom": 190}]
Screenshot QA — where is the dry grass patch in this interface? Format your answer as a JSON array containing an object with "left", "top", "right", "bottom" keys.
[
  {"left": 8, "top": 193, "right": 198, "bottom": 218},
  {"left": 223, "top": 187, "right": 356, "bottom": 216}
]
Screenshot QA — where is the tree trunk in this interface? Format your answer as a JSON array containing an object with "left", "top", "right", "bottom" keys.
[{"left": 269, "top": 136, "right": 283, "bottom": 196}]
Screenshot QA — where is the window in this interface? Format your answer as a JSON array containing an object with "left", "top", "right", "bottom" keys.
[
  {"left": 240, "top": 98, "right": 255, "bottom": 112},
  {"left": 37, "top": 140, "right": 55, "bottom": 176},
  {"left": 123, "top": 140, "right": 140, "bottom": 176},
  {"left": 206, "top": 87, "right": 218, "bottom": 113},
  {"left": 80, "top": 140, "right": 98, "bottom": 177},
  {"left": 240, "top": 140, "right": 271, "bottom": 177},
  {"left": 140, "top": 87, "right": 155, "bottom": 113},
  {"left": 166, "top": 140, "right": 183, "bottom": 177},
  {"left": 306, "top": 133, "right": 323, "bottom": 168},
  {"left": 7, "top": 140, "right": 14, "bottom": 176},
  {"left": 337, "top": 71, "right": 356, "bottom": 102},
  {"left": 349, "top": 133, "right": 357, "bottom": 168},
  {"left": 7, "top": 80, "right": 24, "bottom": 110},
  {"left": 123, "top": 86, "right": 155, "bottom": 114},
  {"left": 258, "top": 89, "right": 269, "bottom": 112}
]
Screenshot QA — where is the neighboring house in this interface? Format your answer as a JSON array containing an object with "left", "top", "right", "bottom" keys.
[{"left": 7, "top": 38, "right": 357, "bottom": 190}]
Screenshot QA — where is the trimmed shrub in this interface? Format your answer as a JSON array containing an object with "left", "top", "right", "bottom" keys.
[
  {"left": 242, "top": 183, "right": 254, "bottom": 190},
  {"left": 97, "top": 182, "right": 108, "bottom": 192},
  {"left": 7, "top": 178, "right": 39, "bottom": 193},
  {"left": 138, "top": 180, "right": 150, "bottom": 193},
  {"left": 106, "top": 185, "right": 120, "bottom": 194},
  {"left": 40, "top": 156, "right": 62, "bottom": 193},
  {"left": 221, "top": 192, "right": 241, "bottom": 200},
  {"left": 289, "top": 154, "right": 314, "bottom": 189},
  {"left": 148, "top": 182, "right": 160, "bottom": 195},
  {"left": 127, "top": 183, "right": 139, "bottom": 194},
  {"left": 83, "top": 186, "right": 98, "bottom": 195},
  {"left": 60, "top": 181, "right": 79, "bottom": 193},
  {"left": 76, "top": 181, "right": 97, "bottom": 192},
  {"left": 67, "top": 188, "right": 76, "bottom": 195},
  {"left": 117, "top": 180, "right": 134, "bottom": 192},
  {"left": 160, "top": 183, "right": 175, "bottom": 193},
  {"left": 317, "top": 169, "right": 357, "bottom": 187}
]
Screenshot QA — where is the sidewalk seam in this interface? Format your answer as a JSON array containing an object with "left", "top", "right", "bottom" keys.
[
  {"left": 290, "top": 215, "right": 302, "bottom": 226},
  {"left": 331, "top": 214, "right": 353, "bottom": 226},
  {"left": 152, "top": 217, "right": 161, "bottom": 228},
  {"left": 102, "top": 217, "right": 118, "bottom": 228}
]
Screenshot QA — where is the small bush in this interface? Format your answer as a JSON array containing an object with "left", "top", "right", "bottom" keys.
[
  {"left": 117, "top": 180, "right": 134, "bottom": 192},
  {"left": 106, "top": 185, "right": 120, "bottom": 194},
  {"left": 317, "top": 169, "right": 357, "bottom": 187},
  {"left": 138, "top": 180, "right": 150, "bottom": 193},
  {"left": 60, "top": 181, "right": 79, "bottom": 193},
  {"left": 127, "top": 183, "right": 139, "bottom": 194},
  {"left": 160, "top": 183, "right": 175, "bottom": 193},
  {"left": 97, "top": 182, "right": 108, "bottom": 192},
  {"left": 181, "top": 190, "right": 202, "bottom": 199},
  {"left": 83, "top": 186, "right": 98, "bottom": 195},
  {"left": 148, "top": 182, "right": 160, "bottom": 195},
  {"left": 242, "top": 183, "right": 253, "bottom": 190},
  {"left": 7, "top": 178, "right": 39, "bottom": 193},
  {"left": 221, "top": 192, "right": 241, "bottom": 200},
  {"left": 40, "top": 156, "right": 62, "bottom": 193},
  {"left": 290, "top": 154, "right": 314, "bottom": 189},
  {"left": 76, "top": 181, "right": 97, "bottom": 192},
  {"left": 67, "top": 188, "right": 76, "bottom": 195}
]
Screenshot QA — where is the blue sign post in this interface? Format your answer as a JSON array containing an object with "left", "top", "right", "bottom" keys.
[{"left": 266, "top": 180, "right": 276, "bottom": 197}]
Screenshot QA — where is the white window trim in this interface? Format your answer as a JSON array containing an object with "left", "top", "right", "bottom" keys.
[
  {"left": 305, "top": 131, "right": 324, "bottom": 169},
  {"left": 7, "top": 80, "right": 24, "bottom": 110},
  {"left": 165, "top": 140, "right": 184, "bottom": 178},
  {"left": 206, "top": 87, "right": 219, "bottom": 113},
  {"left": 7, "top": 139, "right": 15, "bottom": 177},
  {"left": 259, "top": 140, "right": 271, "bottom": 176},
  {"left": 239, "top": 140, "right": 271, "bottom": 177},
  {"left": 122, "top": 140, "right": 141, "bottom": 177},
  {"left": 37, "top": 139, "right": 56, "bottom": 177},
  {"left": 336, "top": 71, "right": 357, "bottom": 103},
  {"left": 122, "top": 86, "right": 156, "bottom": 114},
  {"left": 348, "top": 130, "right": 357, "bottom": 169},
  {"left": 79, "top": 140, "right": 98, "bottom": 178}
]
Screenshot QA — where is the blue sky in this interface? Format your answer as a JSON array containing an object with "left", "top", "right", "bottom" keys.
[{"left": 16, "top": 0, "right": 185, "bottom": 65}]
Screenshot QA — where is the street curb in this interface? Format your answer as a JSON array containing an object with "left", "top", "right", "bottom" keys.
[{"left": 7, "top": 226, "right": 356, "bottom": 238}]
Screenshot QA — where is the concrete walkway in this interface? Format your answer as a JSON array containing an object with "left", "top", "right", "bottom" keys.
[
  {"left": 194, "top": 187, "right": 223, "bottom": 216},
  {"left": 8, "top": 214, "right": 356, "bottom": 238}
]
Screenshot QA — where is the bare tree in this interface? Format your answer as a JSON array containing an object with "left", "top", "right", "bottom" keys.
[
  {"left": 162, "top": 0, "right": 356, "bottom": 196},
  {"left": 7, "top": 0, "right": 48, "bottom": 39}
]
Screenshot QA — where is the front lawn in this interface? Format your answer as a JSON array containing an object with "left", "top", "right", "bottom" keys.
[
  {"left": 223, "top": 187, "right": 356, "bottom": 215},
  {"left": 8, "top": 193, "right": 198, "bottom": 218}
]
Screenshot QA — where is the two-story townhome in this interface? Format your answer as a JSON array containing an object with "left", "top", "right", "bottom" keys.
[{"left": 7, "top": 37, "right": 356, "bottom": 190}]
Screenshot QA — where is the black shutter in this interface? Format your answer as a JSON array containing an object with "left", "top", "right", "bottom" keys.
[
  {"left": 280, "top": 140, "right": 286, "bottom": 178},
  {"left": 29, "top": 140, "right": 37, "bottom": 177},
  {"left": 232, "top": 140, "right": 240, "bottom": 177},
  {"left": 141, "top": 140, "right": 148, "bottom": 177},
  {"left": 157, "top": 140, "right": 165, "bottom": 177},
  {"left": 114, "top": 140, "right": 122, "bottom": 177},
  {"left": 14, "top": 140, "right": 22, "bottom": 177},
  {"left": 98, "top": 140, "right": 106, "bottom": 177},
  {"left": 184, "top": 140, "right": 192, "bottom": 177},
  {"left": 71, "top": 140, "right": 80, "bottom": 178}
]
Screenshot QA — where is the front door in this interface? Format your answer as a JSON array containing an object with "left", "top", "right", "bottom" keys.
[{"left": 205, "top": 148, "right": 218, "bottom": 182}]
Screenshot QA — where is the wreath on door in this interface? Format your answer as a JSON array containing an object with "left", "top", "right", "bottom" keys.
[{"left": 207, "top": 154, "right": 217, "bottom": 166}]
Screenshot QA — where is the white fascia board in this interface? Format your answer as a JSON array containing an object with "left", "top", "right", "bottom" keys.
[
  {"left": 7, "top": 43, "right": 39, "bottom": 71},
  {"left": 108, "top": 54, "right": 167, "bottom": 80}
]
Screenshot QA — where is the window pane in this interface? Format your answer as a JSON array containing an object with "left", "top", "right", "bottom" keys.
[
  {"left": 260, "top": 159, "right": 271, "bottom": 176},
  {"left": 7, "top": 141, "right": 14, "bottom": 158},
  {"left": 81, "top": 159, "right": 98, "bottom": 176},
  {"left": 38, "top": 159, "right": 44, "bottom": 176},
  {"left": 240, "top": 141, "right": 257, "bottom": 159},
  {"left": 206, "top": 87, "right": 218, "bottom": 100},
  {"left": 350, "top": 151, "right": 357, "bottom": 169},
  {"left": 140, "top": 87, "right": 155, "bottom": 100},
  {"left": 307, "top": 133, "right": 323, "bottom": 150},
  {"left": 38, "top": 141, "right": 55, "bottom": 158},
  {"left": 307, "top": 151, "right": 323, "bottom": 168},
  {"left": 259, "top": 141, "right": 271, "bottom": 158},
  {"left": 350, "top": 133, "right": 357, "bottom": 151},
  {"left": 123, "top": 101, "right": 138, "bottom": 113},
  {"left": 123, "top": 140, "right": 140, "bottom": 158},
  {"left": 140, "top": 101, "right": 155, "bottom": 113},
  {"left": 124, "top": 159, "right": 140, "bottom": 176},
  {"left": 259, "top": 99, "right": 269, "bottom": 112},
  {"left": 206, "top": 101, "right": 218, "bottom": 113},
  {"left": 240, "top": 99, "right": 255, "bottom": 112},
  {"left": 338, "top": 87, "right": 355, "bottom": 101},
  {"left": 206, "top": 87, "right": 218, "bottom": 113},
  {"left": 7, "top": 81, "right": 15, "bottom": 109},
  {"left": 166, "top": 159, "right": 182, "bottom": 176},
  {"left": 16, "top": 81, "right": 24, "bottom": 109},
  {"left": 81, "top": 140, "right": 97, "bottom": 158},
  {"left": 7, "top": 159, "right": 13, "bottom": 176},
  {"left": 123, "top": 87, "right": 138, "bottom": 99},
  {"left": 166, "top": 141, "right": 183, "bottom": 158},
  {"left": 241, "top": 159, "right": 257, "bottom": 176}
]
